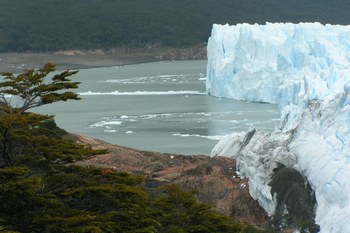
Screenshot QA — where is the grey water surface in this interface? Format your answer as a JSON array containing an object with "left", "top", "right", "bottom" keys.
[{"left": 35, "top": 60, "right": 279, "bottom": 155}]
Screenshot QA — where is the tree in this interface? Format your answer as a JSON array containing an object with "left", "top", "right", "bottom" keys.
[
  {"left": 0, "top": 166, "right": 57, "bottom": 232},
  {"left": 151, "top": 185, "right": 264, "bottom": 233},
  {"left": 0, "top": 63, "right": 80, "bottom": 114},
  {"left": 0, "top": 63, "right": 269, "bottom": 232},
  {"left": 31, "top": 166, "right": 157, "bottom": 233},
  {"left": 0, "top": 63, "right": 80, "bottom": 166}
]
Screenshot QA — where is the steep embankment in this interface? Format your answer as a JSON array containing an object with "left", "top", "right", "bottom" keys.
[{"left": 74, "top": 134, "right": 269, "bottom": 227}]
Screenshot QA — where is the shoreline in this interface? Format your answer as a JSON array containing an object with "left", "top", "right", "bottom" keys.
[
  {"left": 0, "top": 52, "right": 161, "bottom": 73},
  {"left": 0, "top": 46, "right": 207, "bottom": 73}
]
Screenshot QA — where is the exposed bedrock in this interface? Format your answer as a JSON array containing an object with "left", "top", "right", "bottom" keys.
[
  {"left": 269, "top": 164, "right": 319, "bottom": 233},
  {"left": 75, "top": 135, "right": 269, "bottom": 228}
]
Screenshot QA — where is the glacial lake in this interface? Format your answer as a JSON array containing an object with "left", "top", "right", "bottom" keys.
[{"left": 35, "top": 60, "right": 279, "bottom": 155}]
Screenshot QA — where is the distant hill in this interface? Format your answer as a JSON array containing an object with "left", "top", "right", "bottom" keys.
[{"left": 1, "top": 0, "right": 350, "bottom": 52}]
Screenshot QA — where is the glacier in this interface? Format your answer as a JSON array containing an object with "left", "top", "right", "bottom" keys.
[{"left": 207, "top": 23, "right": 350, "bottom": 233}]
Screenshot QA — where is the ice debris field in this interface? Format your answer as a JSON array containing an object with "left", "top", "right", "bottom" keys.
[{"left": 207, "top": 23, "right": 350, "bottom": 233}]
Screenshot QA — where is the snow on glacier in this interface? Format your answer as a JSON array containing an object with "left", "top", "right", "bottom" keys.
[{"left": 207, "top": 23, "right": 350, "bottom": 233}]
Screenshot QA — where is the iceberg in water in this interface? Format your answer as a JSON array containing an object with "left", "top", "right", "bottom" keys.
[{"left": 207, "top": 22, "right": 350, "bottom": 233}]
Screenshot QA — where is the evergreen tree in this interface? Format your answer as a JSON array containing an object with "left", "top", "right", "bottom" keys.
[
  {"left": 151, "top": 185, "right": 267, "bottom": 233},
  {"left": 0, "top": 64, "right": 80, "bottom": 166},
  {"left": 0, "top": 167, "right": 57, "bottom": 232},
  {"left": 0, "top": 63, "right": 269, "bottom": 233}
]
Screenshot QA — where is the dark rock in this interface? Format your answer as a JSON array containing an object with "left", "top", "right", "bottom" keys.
[{"left": 269, "top": 163, "right": 320, "bottom": 233}]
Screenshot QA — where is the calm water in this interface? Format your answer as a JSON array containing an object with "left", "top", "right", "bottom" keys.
[{"left": 35, "top": 60, "right": 279, "bottom": 155}]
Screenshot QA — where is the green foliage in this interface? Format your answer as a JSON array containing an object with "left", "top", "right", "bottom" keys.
[
  {"left": 0, "top": 63, "right": 80, "bottom": 113},
  {"left": 0, "top": 127, "right": 268, "bottom": 233},
  {"left": 33, "top": 166, "right": 156, "bottom": 233},
  {"left": 11, "top": 123, "right": 104, "bottom": 168},
  {"left": 0, "top": 0, "right": 350, "bottom": 52},
  {"left": 151, "top": 185, "right": 267, "bottom": 233},
  {"left": 0, "top": 112, "right": 49, "bottom": 166},
  {"left": 0, "top": 64, "right": 81, "bottom": 166},
  {"left": 0, "top": 165, "right": 267, "bottom": 232},
  {"left": 0, "top": 167, "right": 59, "bottom": 232},
  {"left": 0, "top": 226, "right": 19, "bottom": 233},
  {"left": 0, "top": 62, "right": 268, "bottom": 232},
  {"left": 0, "top": 166, "right": 156, "bottom": 233}
]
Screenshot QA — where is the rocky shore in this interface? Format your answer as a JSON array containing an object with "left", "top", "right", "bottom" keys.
[{"left": 74, "top": 134, "right": 269, "bottom": 228}]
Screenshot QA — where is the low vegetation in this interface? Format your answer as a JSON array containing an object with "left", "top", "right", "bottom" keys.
[{"left": 0, "top": 65, "right": 268, "bottom": 232}]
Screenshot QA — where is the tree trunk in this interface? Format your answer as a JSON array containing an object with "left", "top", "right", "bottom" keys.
[{"left": 1, "top": 128, "right": 13, "bottom": 166}]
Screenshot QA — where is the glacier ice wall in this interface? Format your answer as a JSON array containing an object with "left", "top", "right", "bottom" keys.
[
  {"left": 207, "top": 23, "right": 350, "bottom": 233},
  {"left": 207, "top": 23, "right": 350, "bottom": 109}
]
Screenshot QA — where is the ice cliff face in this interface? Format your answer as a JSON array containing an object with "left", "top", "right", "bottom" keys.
[{"left": 207, "top": 23, "right": 350, "bottom": 233}]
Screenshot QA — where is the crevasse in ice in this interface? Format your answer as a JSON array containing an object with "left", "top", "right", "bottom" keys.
[{"left": 207, "top": 22, "right": 350, "bottom": 233}]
